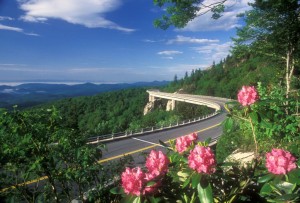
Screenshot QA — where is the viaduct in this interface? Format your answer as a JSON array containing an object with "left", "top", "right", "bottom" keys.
[{"left": 146, "top": 90, "right": 223, "bottom": 112}]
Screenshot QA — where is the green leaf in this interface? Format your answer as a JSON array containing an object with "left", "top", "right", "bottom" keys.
[
  {"left": 182, "top": 177, "right": 190, "bottom": 188},
  {"left": 191, "top": 173, "right": 201, "bottom": 189},
  {"left": 274, "top": 194, "right": 300, "bottom": 202},
  {"left": 258, "top": 174, "right": 274, "bottom": 183},
  {"left": 182, "top": 157, "right": 188, "bottom": 164},
  {"left": 260, "top": 183, "right": 272, "bottom": 196},
  {"left": 110, "top": 186, "right": 124, "bottom": 195},
  {"left": 224, "top": 117, "right": 233, "bottom": 132},
  {"left": 133, "top": 196, "right": 141, "bottom": 203},
  {"left": 249, "top": 111, "right": 259, "bottom": 123},
  {"left": 148, "top": 196, "right": 161, "bottom": 203},
  {"left": 275, "top": 181, "right": 296, "bottom": 194},
  {"left": 197, "top": 181, "right": 213, "bottom": 203},
  {"left": 121, "top": 195, "right": 136, "bottom": 203},
  {"left": 259, "top": 113, "right": 272, "bottom": 129},
  {"left": 146, "top": 181, "right": 156, "bottom": 187},
  {"left": 288, "top": 168, "right": 300, "bottom": 184},
  {"left": 204, "top": 137, "right": 212, "bottom": 145}
]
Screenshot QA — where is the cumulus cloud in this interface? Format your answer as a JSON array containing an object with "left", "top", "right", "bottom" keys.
[
  {"left": 157, "top": 50, "right": 183, "bottom": 55},
  {"left": 181, "top": 0, "right": 252, "bottom": 32},
  {"left": 18, "top": 0, "right": 135, "bottom": 32},
  {"left": 193, "top": 41, "right": 233, "bottom": 62},
  {"left": 167, "top": 35, "right": 219, "bottom": 44}
]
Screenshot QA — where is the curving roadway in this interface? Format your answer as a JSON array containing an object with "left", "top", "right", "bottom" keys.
[{"left": 99, "top": 93, "right": 229, "bottom": 164}]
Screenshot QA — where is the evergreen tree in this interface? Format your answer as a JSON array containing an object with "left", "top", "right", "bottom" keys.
[{"left": 232, "top": 0, "right": 300, "bottom": 96}]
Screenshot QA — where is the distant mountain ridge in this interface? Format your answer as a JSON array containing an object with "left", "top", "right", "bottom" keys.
[{"left": 0, "top": 81, "right": 169, "bottom": 109}]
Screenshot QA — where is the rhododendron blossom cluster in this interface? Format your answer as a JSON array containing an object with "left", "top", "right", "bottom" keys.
[
  {"left": 175, "top": 132, "right": 198, "bottom": 153},
  {"left": 237, "top": 86, "right": 259, "bottom": 106},
  {"left": 121, "top": 150, "right": 169, "bottom": 196},
  {"left": 188, "top": 145, "right": 216, "bottom": 174},
  {"left": 146, "top": 150, "right": 170, "bottom": 177},
  {"left": 266, "top": 149, "right": 297, "bottom": 175},
  {"left": 121, "top": 167, "right": 145, "bottom": 196}
]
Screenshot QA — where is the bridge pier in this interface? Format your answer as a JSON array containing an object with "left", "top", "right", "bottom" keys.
[
  {"left": 149, "top": 95, "right": 155, "bottom": 102},
  {"left": 166, "top": 99, "right": 175, "bottom": 111}
]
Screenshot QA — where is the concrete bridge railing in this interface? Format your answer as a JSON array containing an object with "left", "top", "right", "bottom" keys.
[{"left": 146, "top": 90, "right": 222, "bottom": 111}]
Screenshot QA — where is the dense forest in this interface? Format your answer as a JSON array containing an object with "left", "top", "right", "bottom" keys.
[{"left": 31, "top": 88, "right": 213, "bottom": 136}]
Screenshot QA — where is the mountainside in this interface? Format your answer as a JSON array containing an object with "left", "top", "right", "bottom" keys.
[
  {"left": 163, "top": 54, "right": 295, "bottom": 99},
  {"left": 0, "top": 81, "right": 169, "bottom": 109}
]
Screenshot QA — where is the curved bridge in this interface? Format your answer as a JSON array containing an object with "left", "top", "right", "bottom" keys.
[{"left": 147, "top": 90, "right": 228, "bottom": 112}]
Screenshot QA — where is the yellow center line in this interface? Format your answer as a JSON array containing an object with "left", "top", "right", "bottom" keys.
[
  {"left": 98, "top": 122, "right": 222, "bottom": 163},
  {"left": 1, "top": 176, "right": 48, "bottom": 192},
  {"left": 1, "top": 122, "right": 222, "bottom": 192}
]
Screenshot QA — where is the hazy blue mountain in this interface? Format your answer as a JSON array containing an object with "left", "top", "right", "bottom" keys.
[{"left": 0, "top": 81, "right": 169, "bottom": 109}]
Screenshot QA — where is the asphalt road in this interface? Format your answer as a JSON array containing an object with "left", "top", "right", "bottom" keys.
[{"left": 99, "top": 111, "right": 227, "bottom": 165}]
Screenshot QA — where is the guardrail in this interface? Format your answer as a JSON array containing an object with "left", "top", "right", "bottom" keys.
[{"left": 87, "top": 111, "right": 220, "bottom": 144}]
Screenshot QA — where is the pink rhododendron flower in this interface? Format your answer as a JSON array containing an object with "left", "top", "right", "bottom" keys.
[
  {"left": 237, "top": 86, "right": 259, "bottom": 106},
  {"left": 188, "top": 145, "right": 216, "bottom": 174},
  {"left": 266, "top": 149, "right": 297, "bottom": 175},
  {"left": 175, "top": 133, "right": 198, "bottom": 154},
  {"left": 144, "top": 173, "right": 161, "bottom": 194},
  {"left": 145, "top": 150, "right": 170, "bottom": 177},
  {"left": 121, "top": 167, "right": 145, "bottom": 196},
  {"left": 187, "top": 132, "right": 198, "bottom": 142}
]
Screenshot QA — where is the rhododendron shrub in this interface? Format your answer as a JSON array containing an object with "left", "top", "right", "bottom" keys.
[
  {"left": 224, "top": 84, "right": 300, "bottom": 202},
  {"left": 259, "top": 148, "right": 299, "bottom": 202},
  {"left": 265, "top": 149, "right": 297, "bottom": 175},
  {"left": 116, "top": 150, "right": 170, "bottom": 200}
]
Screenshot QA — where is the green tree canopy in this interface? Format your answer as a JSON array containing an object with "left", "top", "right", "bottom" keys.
[{"left": 153, "top": 0, "right": 226, "bottom": 29}]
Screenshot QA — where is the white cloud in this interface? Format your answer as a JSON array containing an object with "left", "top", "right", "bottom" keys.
[
  {"left": 181, "top": 0, "right": 252, "bottom": 32},
  {"left": 157, "top": 50, "right": 183, "bottom": 55},
  {"left": 25, "top": 32, "right": 40, "bottom": 36},
  {"left": 167, "top": 35, "right": 219, "bottom": 44},
  {"left": 193, "top": 41, "right": 233, "bottom": 62},
  {"left": 143, "top": 39, "right": 165, "bottom": 43},
  {"left": 0, "top": 16, "right": 14, "bottom": 21},
  {"left": 18, "top": 0, "right": 135, "bottom": 32},
  {"left": 0, "top": 23, "right": 39, "bottom": 36},
  {"left": 162, "top": 56, "right": 174, "bottom": 60},
  {"left": 0, "top": 24, "right": 23, "bottom": 32}
]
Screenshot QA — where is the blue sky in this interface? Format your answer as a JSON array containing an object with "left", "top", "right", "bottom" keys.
[{"left": 0, "top": 0, "right": 251, "bottom": 84}]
